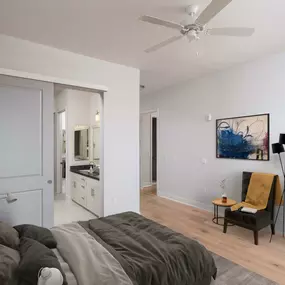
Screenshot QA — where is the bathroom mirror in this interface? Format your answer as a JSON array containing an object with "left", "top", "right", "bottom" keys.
[
  {"left": 74, "top": 126, "right": 89, "bottom": 161},
  {"left": 92, "top": 126, "right": 100, "bottom": 164}
]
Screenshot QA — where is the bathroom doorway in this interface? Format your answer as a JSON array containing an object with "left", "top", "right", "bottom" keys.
[
  {"left": 53, "top": 85, "right": 103, "bottom": 225},
  {"left": 140, "top": 110, "right": 158, "bottom": 194}
]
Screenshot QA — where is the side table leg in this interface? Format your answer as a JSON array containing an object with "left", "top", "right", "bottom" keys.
[
  {"left": 213, "top": 204, "right": 219, "bottom": 224},
  {"left": 223, "top": 219, "right": 228, "bottom": 233},
  {"left": 213, "top": 205, "right": 216, "bottom": 223}
]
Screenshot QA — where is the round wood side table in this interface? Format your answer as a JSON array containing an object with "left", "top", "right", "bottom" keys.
[{"left": 212, "top": 198, "right": 237, "bottom": 226}]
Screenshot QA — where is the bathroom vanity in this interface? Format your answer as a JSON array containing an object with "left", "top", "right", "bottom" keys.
[{"left": 70, "top": 165, "right": 101, "bottom": 217}]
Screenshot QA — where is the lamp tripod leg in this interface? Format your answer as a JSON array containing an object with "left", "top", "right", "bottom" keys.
[
  {"left": 270, "top": 186, "right": 285, "bottom": 242},
  {"left": 282, "top": 195, "right": 285, "bottom": 238}
]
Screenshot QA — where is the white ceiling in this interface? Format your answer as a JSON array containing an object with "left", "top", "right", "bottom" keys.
[{"left": 1, "top": 0, "right": 285, "bottom": 94}]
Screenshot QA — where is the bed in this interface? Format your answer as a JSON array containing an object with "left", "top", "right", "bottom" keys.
[{"left": 1, "top": 212, "right": 217, "bottom": 285}]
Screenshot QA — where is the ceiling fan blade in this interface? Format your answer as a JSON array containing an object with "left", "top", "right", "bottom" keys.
[
  {"left": 207, "top": 27, "right": 255, "bottom": 37},
  {"left": 145, "top": 35, "right": 183, "bottom": 53},
  {"left": 140, "top": 15, "right": 183, "bottom": 31},
  {"left": 195, "top": 0, "right": 232, "bottom": 26}
]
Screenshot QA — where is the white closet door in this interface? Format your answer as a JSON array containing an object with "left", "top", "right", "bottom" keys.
[{"left": 0, "top": 75, "right": 54, "bottom": 228}]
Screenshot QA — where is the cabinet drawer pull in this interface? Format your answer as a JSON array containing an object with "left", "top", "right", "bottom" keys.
[
  {"left": 81, "top": 196, "right": 85, "bottom": 200},
  {"left": 81, "top": 178, "right": 85, "bottom": 181},
  {"left": 81, "top": 185, "right": 85, "bottom": 189},
  {"left": 91, "top": 188, "right": 95, "bottom": 197}
]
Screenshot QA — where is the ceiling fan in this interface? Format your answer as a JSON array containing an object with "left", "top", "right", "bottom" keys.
[{"left": 139, "top": 0, "right": 255, "bottom": 53}]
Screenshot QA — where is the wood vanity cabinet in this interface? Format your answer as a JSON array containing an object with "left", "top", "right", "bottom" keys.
[{"left": 70, "top": 172, "right": 101, "bottom": 217}]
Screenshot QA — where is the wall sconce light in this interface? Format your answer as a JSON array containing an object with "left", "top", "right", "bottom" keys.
[
  {"left": 0, "top": 193, "right": 18, "bottom": 204},
  {"left": 95, "top": 111, "right": 100, "bottom": 122}
]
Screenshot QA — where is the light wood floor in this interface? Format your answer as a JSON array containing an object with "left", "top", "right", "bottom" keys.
[{"left": 140, "top": 191, "right": 285, "bottom": 285}]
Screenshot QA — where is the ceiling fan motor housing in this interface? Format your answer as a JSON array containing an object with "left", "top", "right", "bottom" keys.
[{"left": 186, "top": 5, "right": 199, "bottom": 17}]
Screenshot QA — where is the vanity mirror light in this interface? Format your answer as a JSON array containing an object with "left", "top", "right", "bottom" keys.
[
  {"left": 74, "top": 125, "right": 89, "bottom": 161},
  {"left": 92, "top": 126, "right": 100, "bottom": 165}
]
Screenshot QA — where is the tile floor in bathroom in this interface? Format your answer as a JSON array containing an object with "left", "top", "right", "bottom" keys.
[{"left": 54, "top": 179, "right": 96, "bottom": 225}]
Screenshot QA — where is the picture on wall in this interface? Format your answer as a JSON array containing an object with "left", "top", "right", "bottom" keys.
[{"left": 216, "top": 113, "right": 269, "bottom": 161}]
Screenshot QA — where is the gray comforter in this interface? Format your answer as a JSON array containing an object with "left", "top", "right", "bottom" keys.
[
  {"left": 52, "top": 223, "right": 132, "bottom": 285},
  {"left": 76, "top": 212, "right": 217, "bottom": 285}
]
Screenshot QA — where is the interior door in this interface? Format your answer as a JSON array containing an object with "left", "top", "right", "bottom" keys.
[{"left": 0, "top": 75, "right": 54, "bottom": 228}]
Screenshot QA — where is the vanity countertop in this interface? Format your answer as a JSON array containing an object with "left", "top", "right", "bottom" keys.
[{"left": 70, "top": 165, "right": 100, "bottom": 181}]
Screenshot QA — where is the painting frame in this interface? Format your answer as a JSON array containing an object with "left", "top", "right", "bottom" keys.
[{"left": 216, "top": 113, "right": 270, "bottom": 161}]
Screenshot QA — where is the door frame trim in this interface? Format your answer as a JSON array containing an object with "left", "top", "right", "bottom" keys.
[
  {"left": 55, "top": 109, "right": 67, "bottom": 196},
  {"left": 150, "top": 114, "right": 157, "bottom": 184},
  {"left": 0, "top": 68, "right": 108, "bottom": 93},
  {"left": 140, "top": 109, "right": 159, "bottom": 194}
]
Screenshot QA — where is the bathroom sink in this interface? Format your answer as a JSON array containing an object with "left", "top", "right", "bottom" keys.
[
  {"left": 78, "top": 169, "right": 99, "bottom": 176},
  {"left": 79, "top": 169, "right": 92, "bottom": 174}
]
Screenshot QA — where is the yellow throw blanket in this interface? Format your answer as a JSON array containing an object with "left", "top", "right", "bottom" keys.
[{"left": 231, "top": 173, "right": 283, "bottom": 211}]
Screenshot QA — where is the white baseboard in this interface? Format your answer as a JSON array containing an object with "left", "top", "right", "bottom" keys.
[
  {"left": 141, "top": 184, "right": 154, "bottom": 189},
  {"left": 157, "top": 192, "right": 285, "bottom": 234},
  {"left": 157, "top": 191, "right": 213, "bottom": 213}
]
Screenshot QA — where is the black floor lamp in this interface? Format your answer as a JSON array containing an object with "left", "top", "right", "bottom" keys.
[{"left": 270, "top": 134, "right": 285, "bottom": 242}]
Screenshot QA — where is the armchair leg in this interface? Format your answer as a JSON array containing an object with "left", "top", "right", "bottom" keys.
[
  {"left": 253, "top": 231, "right": 259, "bottom": 245},
  {"left": 271, "top": 224, "right": 275, "bottom": 235},
  {"left": 223, "top": 219, "right": 228, "bottom": 234}
]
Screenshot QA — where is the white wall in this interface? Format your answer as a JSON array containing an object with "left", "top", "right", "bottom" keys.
[
  {"left": 90, "top": 94, "right": 101, "bottom": 127},
  {"left": 141, "top": 52, "right": 285, "bottom": 232},
  {"left": 55, "top": 89, "right": 92, "bottom": 196},
  {"left": 55, "top": 90, "right": 67, "bottom": 112},
  {"left": 66, "top": 90, "right": 92, "bottom": 165},
  {"left": 140, "top": 113, "right": 152, "bottom": 188},
  {"left": 0, "top": 34, "right": 140, "bottom": 218},
  {"left": 90, "top": 94, "right": 101, "bottom": 162}
]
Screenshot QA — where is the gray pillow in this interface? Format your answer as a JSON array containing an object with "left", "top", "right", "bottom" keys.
[
  {"left": 14, "top": 224, "right": 57, "bottom": 249},
  {"left": 0, "top": 222, "right": 20, "bottom": 249},
  {"left": 0, "top": 244, "right": 20, "bottom": 285},
  {"left": 18, "top": 238, "right": 67, "bottom": 285}
]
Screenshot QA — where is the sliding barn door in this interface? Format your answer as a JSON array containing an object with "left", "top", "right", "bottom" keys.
[{"left": 0, "top": 75, "right": 54, "bottom": 228}]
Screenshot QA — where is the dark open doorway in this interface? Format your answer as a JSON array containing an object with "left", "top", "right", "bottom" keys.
[{"left": 152, "top": 117, "right": 157, "bottom": 182}]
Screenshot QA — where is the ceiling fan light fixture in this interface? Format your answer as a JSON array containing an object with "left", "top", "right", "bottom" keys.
[{"left": 189, "top": 30, "right": 199, "bottom": 40}]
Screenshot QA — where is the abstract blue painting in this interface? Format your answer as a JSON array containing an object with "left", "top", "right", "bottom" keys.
[{"left": 216, "top": 114, "right": 269, "bottom": 161}]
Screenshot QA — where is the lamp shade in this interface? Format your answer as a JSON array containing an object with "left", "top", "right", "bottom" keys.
[
  {"left": 279, "top": 134, "right": 285, "bottom": 145},
  {"left": 272, "top": 143, "right": 285, "bottom": 154}
]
